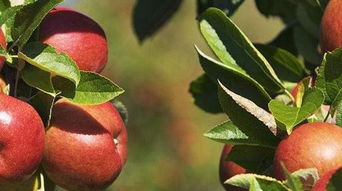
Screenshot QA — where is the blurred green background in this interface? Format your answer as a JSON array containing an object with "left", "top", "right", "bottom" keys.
[{"left": 61, "top": 1, "right": 283, "bottom": 190}]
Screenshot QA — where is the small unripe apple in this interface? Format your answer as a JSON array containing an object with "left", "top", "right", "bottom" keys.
[
  {"left": 0, "top": 94, "right": 45, "bottom": 183},
  {"left": 219, "top": 144, "right": 247, "bottom": 191},
  {"left": 312, "top": 166, "right": 342, "bottom": 191},
  {"left": 0, "top": 29, "right": 7, "bottom": 71},
  {"left": 274, "top": 122, "right": 342, "bottom": 180},
  {"left": 320, "top": 0, "right": 342, "bottom": 52},
  {"left": 39, "top": 7, "right": 108, "bottom": 73},
  {"left": 43, "top": 99, "right": 127, "bottom": 191}
]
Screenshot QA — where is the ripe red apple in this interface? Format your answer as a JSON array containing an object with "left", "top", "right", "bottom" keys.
[
  {"left": 320, "top": 0, "right": 342, "bottom": 52},
  {"left": 0, "top": 29, "right": 7, "bottom": 71},
  {"left": 274, "top": 122, "right": 342, "bottom": 180},
  {"left": 43, "top": 99, "right": 127, "bottom": 191},
  {"left": 312, "top": 166, "right": 341, "bottom": 191},
  {"left": 219, "top": 144, "right": 247, "bottom": 191},
  {"left": 39, "top": 7, "right": 108, "bottom": 73},
  {"left": 0, "top": 94, "right": 45, "bottom": 183}
]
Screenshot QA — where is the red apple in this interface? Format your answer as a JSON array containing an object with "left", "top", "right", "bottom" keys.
[
  {"left": 0, "top": 29, "right": 7, "bottom": 71},
  {"left": 274, "top": 122, "right": 342, "bottom": 180},
  {"left": 312, "top": 166, "right": 342, "bottom": 191},
  {"left": 219, "top": 144, "right": 247, "bottom": 191},
  {"left": 39, "top": 7, "right": 108, "bottom": 73},
  {"left": 43, "top": 99, "right": 127, "bottom": 191},
  {"left": 0, "top": 94, "right": 45, "bottom": 183},
  {"left": 320, "top": 0, "right": 342, "bottom": 52}
]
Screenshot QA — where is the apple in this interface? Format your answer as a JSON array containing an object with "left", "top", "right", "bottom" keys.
[
  {"left": 273, "top": 122, "right": 342, "bottom": 180},
  {"left": 0, "top": 94, "right": 45, "bottom": 183},
  {"left": 39, "top": 7, "right": 108, "bottom": 73},
  {"left": 219, "top": 144, "right": 247, "bottom": 191},
  {"left": 0, "top": 29, "right": 7, "bottom": 71},
  {"left": 43, "top": 99, "right": 128, "bottom": 191},
  {"left": 320, "top": 0, "right": 342, "bottom": 52},
  {"left": 312, "top": 166, "right": 342, "bottom": 191}
]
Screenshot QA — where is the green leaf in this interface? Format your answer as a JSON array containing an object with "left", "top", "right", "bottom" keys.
[
  {"left": 282, "top": 164, "right": 304, "bottom": 191},
  {"left": 133, "top": 0, "right": 182, "bottom": 42},
  {"left": 290, "top": 168, "right": 319, "bottom": 191},
  {"left": 21, "top": 64, "right": 56, "bottom": 95},
  {"left": 269, "top": 88, "right": 325, "bottom": 134},
  {"left": 269, "top": 24, "right": 297, "bottom": 55},
  {"left": 196, "top": 47, "right": 271, "bottom": 110},
  {"left": 255, "top": 44, "right": 306, "bottom": 83},
  {"left": 199, "top": 8, "right": 284, "bottom": 95},
  {"left": 11, "top": 0, "right": 63, "bottom": 47},
  {"left": 19, "top": 42, "right": 80, "bottom": 86},
  {"left": 53, "top": 72, "right": 124, "bottom": 105},
  {"left": 29, "top": 91, "right": 55, "bottom": 127},
  {"left": 327, "top": 168, "right": 342, "bottom": 191},
  {"left": 254, "top": 0, "right": 297, "bottom": 23},
  {"left": 336, "top": 103, "right": 342, "bottom": 127},
  {"left": 189, "top": 74, "right": 222, "bottom": 113},
  {"left": 0, "top": 5, "right": 23, "bottom": 26},
  {"left": 316, "top": 49, "right": 342, "bottom": 109},
  {"left": 204, "top": 121, "right": 249, "bottom": 144},
  {"left": 227, "top": 145, "right": 274, "bottom": 173},
  {"left": 218, "top": 82, "right": 280, "bottom": 148},
  {"left": 294, "top": 25, "right": 321, "bottom": 66},
  {"left": 296, "top": 1, "right": 322, "bottom": 39},
  {"left": 226, "top": 174, "right": 290, "bottom": 191},
  {"left": 0, "top": 45, "right": 11, "bottom": 62},
  {"left": 197, "top": 0, "right": 245, "bottom": 16},
  {"left": 0, "top": 0, "right": 10, "bottom": 11}
]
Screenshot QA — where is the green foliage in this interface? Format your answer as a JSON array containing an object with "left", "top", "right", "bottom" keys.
[
  {"left": 132, "top": 0, "right": 183, "bottom": 42},
  {"left": 197, "top": 0, "right": 245, "bottom": 16},
  {"left": 199, "top": 8, "right": 284, "bottom": 96},
  {"left": 269, "top": 88, "right": 325, "bottom": 134},
  {"left": 327, "top": 168, "right": 342, "bottom": 191}
]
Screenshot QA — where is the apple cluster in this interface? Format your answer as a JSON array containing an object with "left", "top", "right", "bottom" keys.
[
  {"left": 215, "top": 0, "right": 342, "bottom": 190},
  {"left": 0, "top": 7, "right": 127, "bottom": 191}
]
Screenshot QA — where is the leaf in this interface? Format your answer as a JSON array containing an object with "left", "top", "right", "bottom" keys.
[
  {"left": 296, "top": 1, "right": 322, "bottom": 39},
  {"left": 327, "top": 168, "right": 342, "bottom": 191},
  {"left": 336, "top": 103, "right": 342, "bottom": 127},
  {"left": 199, "top": 8, "right": 284, "bottom": 95},
  {"left": 227, "top": 145, "right": 274, "bottom": 173},
  {"left": 21, "top": 64, "right": 56, "bottom": 95},
  {"left": 196, "top": 47, "right": 271, "bottom": 110},
  {"left": 19, "top": 42, "right": 80, "bottom": 86},
  {"left": 189, "top": 74, "right": 222, "bottom": 113},
  {"left": 269, "top": 24, "right": 298, "bottom": 55},
  {"left": 293, "top": 25, "right": 321, "bottom": 66},
  {"left": 204, "top": 121, "right": 249, "bottom": 144},
  {"left": 282, "top": 164, "right": 305, "bottom": 191},
  {"left": 254, "top": 0, "right": 297, "bottom": 23},
  {"left": 197, "top": 0, "right": 245, "bottom": 16},
  {"left": 316, "top": 49, "right": 342, "bottom": 109},
  {"left": 0, "top": 5, "right": 22, "bottom": 26},
  {"left": 29, "top": 91, "right": 55, "bottom": 127},
  {"left": 226, "top": 173, "right": 290, "bottom": 191},
  {"left": 290, "top": 168, "right": 319, "bottom": 191},
  {"left": 53, "top": 72, "right": 124, "bottom": 105},
  {"left": 133, "top": 0, "right": 182, "bottom": 42},
  {"left": 255, "top": 44, "right": 306, "bottom": 83},
  {"left": 218, "top": 82, "right": 280, "bottom": 148},
  {"left": 0, "top": 0, "right": 10, "bottom": 11},
  {"left": 269, "top": 88, "right": 325, "bottom": 134},
  {"left": 11, "top": 0, "right": 63, "bottom": 47},
  {"left": 0, "top": 45, "right": 11, "bottom": 61}
]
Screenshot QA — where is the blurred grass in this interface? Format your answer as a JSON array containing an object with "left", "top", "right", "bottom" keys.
[{"left": 62, "top": 1, "right": 283, "bottom": 191}]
